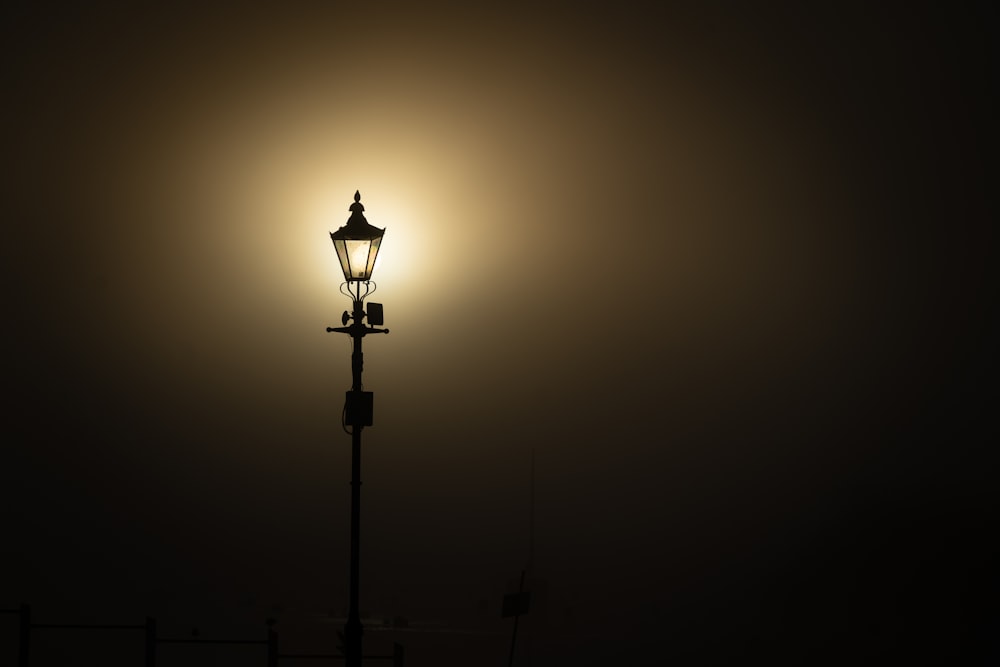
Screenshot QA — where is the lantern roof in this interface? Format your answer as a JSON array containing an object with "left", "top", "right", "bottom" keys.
[{"left": 331, "top": 191, "right": 384, "bottom": 240}]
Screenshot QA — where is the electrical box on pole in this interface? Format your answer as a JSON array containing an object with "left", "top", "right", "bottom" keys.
[{"left": 345, "top": 391, "right": 374, "bottom": 426}]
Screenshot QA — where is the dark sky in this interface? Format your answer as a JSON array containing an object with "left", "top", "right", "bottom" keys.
[{"left": 2, "top": 2, "right": 995, "bottom": 665}]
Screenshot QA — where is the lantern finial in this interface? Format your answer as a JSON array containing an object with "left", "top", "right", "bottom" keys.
[{"left": 350, "top": 190, "right": 365, "bottom": 214}]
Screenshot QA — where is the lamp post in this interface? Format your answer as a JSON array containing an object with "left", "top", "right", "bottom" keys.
[{"left": 326, "top": 191, "right": 388, "bottom": 667}]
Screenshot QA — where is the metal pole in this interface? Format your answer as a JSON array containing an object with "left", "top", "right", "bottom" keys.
[
  {"left": 346, "top": 420, "right": 363, "bottom": 667},
  {"left": 327, "top": 280, "right": 386, "bottom": 667},
  {"left": 345, "top": 290, "right": 365, "bottom": 667},
  {"left": 18, "top": 603, "right": 30, "bottom": 667},
  {"left": 145, "top": 617, "right": 156, "bottom": 667},
  {"left": 507, "top": 570, "right": 526, "bottom": 667},
  {"left": 267, "top": 627, "right": 278, "bottom": 667}
]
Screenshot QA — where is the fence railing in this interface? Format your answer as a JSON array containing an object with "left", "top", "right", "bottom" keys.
[{"left": 1, "top": 603, "right": 403, "bottom": 667}]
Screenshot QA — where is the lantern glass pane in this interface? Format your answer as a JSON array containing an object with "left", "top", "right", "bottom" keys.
[
  {"left": 345, "top": 239, "right": 373, "bottom": 280},
  {"left": 366, "top": 236, "right": 382, "bottom": 278},
  {"left": 333, "top": 238, "right": 350, "bottom": 280}
]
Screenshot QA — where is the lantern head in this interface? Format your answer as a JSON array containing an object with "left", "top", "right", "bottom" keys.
[{"left": 330, "top": 191, "right": 385, "bottom": 282}]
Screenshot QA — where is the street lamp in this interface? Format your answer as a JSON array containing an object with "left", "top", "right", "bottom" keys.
[{"left": 326, "top": 191, "right": 388, "bottom": 667}]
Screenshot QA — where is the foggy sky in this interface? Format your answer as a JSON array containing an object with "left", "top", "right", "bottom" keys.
[{"left": 3, "top": 2, "right": 995, "bottom": 665}]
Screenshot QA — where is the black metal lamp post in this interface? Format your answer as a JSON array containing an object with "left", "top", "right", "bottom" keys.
[{"left": 326, "top": 191, "right": 388, "bottom": 667}]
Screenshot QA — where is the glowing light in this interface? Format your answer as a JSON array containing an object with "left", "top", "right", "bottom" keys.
[{"left": 334, "top": 237, "right": 381, "bottom": 281}]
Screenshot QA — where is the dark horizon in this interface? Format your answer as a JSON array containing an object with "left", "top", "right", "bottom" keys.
[{"left": 2, "top": 2, "right": 995, "bottom": 665}]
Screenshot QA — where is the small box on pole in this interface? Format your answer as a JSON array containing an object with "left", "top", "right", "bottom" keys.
[
  {"left": 345, "top": 391, "right": 374, "bottom": 426},
  {"left": 366, "top": 303, "right": 384, "bottom": 326}
]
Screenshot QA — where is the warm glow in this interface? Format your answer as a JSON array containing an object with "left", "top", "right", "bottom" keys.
[
  {"left": 334, "top": 237, "right": 380, "bottom": 281},
  {"left": 347, "top": 239, "right": 373, "bottom": 279}
]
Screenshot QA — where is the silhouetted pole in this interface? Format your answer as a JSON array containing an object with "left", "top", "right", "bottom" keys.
[
  {"left": 267, "top": 625, "right": 278, "bottom": 667},
  {"left": 346, "top": 295, "right": 365, "bottom": 667},
  {"left": 507, "top": 571, "right": 526, "bottom": 667},
  {"left": 331, "top": 291, "right": 387, "bottom": 667},
  {"left": 145, "top": 617, "right": 156, "bottom": 667},
  {"left": 18, "top": 603, "right": 30, "bottom": 667},
  {"left": 326, "top": 191, "right": 388, "bottom": 667}
]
